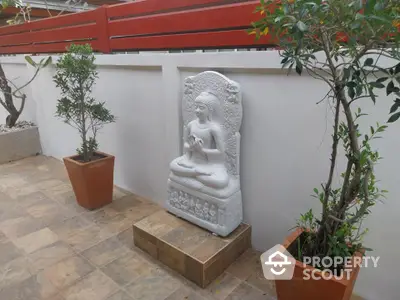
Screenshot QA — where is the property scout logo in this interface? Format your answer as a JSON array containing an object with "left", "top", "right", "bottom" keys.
[{"left": 260, "top": 244, "right": 379, "bottom": 281}]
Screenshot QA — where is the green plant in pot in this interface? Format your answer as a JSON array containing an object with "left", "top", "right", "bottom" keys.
[
  {"left": 251, "top": 0, "right": 399, "bottom": 299},
  {"left": 54, "top": 44, "right": 116, "bottom": 210}
]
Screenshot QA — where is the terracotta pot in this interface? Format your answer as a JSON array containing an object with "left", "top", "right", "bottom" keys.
[
  {"left": 275, "top": 229, "right": 363, "bottom": 300},
  {"left": 63, "top": 151, "right": 115, "bottom": 210}
]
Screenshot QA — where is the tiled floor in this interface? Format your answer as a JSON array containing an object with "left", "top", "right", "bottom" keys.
[{"left": 0, "top": 156, "right": 363, "bottom": 300}]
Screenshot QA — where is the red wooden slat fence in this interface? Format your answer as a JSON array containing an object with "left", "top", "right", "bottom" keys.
[{"left": 0, "top": 0, "right": 275, "bottom": 54}]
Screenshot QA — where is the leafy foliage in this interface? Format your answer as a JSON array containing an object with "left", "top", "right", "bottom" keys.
[
  {"left": 54, "top": 44, "right": 115, "bottom": 162},
  {"left": 251, "top": 0, "right": 399, "bottom": 267}
]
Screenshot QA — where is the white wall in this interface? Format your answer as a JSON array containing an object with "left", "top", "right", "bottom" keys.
[{"left": 1, "top": 51, "right": 399, "bottom": 300}]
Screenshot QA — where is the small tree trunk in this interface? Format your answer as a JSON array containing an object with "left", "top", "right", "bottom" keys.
[{"left": 6, "top": 113, "right": 19, "bottom": 128}]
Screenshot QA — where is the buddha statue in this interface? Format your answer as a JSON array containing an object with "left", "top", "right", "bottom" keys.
[
  {"left": 169, "top": 91, "right": 229, "bottom": 190},
  {"left": 167, "top": 71, "right": 243, "bottom": 237}
]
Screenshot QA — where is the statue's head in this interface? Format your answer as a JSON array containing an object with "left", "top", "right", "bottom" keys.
[{"left": 194, "top": 91, "right": 219, "bottom": 122}]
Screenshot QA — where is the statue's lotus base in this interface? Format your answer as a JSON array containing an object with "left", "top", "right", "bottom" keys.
[
  {"left": 166, "top": 179, "right": 243, "bottom": 237},
  {"left": 133, "top": 210, "right": 251, "bottom": 288}
]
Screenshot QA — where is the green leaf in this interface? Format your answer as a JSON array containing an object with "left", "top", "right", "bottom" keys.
[
  {"left": 296, "top": 21, "right": 308, "bottom": 32},
  {"left": 388, "top": 112, "right": 400, "bottom": 123},
  {"left": 346, "top": 81, "right": 357, "bottom": 88},
  {"left": 348, "top": 87, "right": 355, "bottom": 99},
  {"left": 377, "top": 77, "right": 388, "bottom": 83},
  {"left": 390, "top": 102, "right": 400, "bottom": 114},
  {"left": 43, "top": 56, "right": 52, "bottom": 67},
  {"left": 295, "top": 59, "right": 303, "bottom": 75},
  {"left": 387, "top": 81, "right": 396, "bottom": 95},
  {"left": 395, "top": 63, "right": 400, "bottom": 75},
  {"left": 370, "top": 81, "right": 385, "bottom": 89},
  {"left": 25, "top": 56, "right": 36, "bottom": 67},
  {"left": 313, "top": 188, "right": 318, "bottom": 194},
  {"left": 370, "top": 126, "right": 374, "bottom": 134},
  {"left": 364, "top": 58, "right": 373, "bottom": 66}
]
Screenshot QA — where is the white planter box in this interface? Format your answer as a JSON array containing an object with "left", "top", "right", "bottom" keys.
[{"left": 0, "top": 126, "right": 42, "bottom": 164}]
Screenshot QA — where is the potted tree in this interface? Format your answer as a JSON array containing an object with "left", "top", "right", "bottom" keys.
[
  {"left": 251, "top": 0, "right": 399, "bottom": 299},
  {"left": 54, "top": 44, "right": 116, "bottom": 210}
]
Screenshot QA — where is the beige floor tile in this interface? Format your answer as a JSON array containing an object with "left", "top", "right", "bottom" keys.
[
  {"left": 0, "top": 230, "right": 9, "bottom": 244},
  {"left": 245, "top": 263, "right": 276, "bottom": 298},
  {"left": 49, "top": 216, "right": 93, "bottom": 240},
  {"left": 0, "top": 214, "right": 46, "bottom": 239},
  {"left": 0, "top": 256, "right": 34, "bottom": 290},
  {"left": 116, "top": 227, "right": 133, "bottom": 249},
  {"left": 25, "top": 197, "right": 76, "bottom": 226},
  {"left": 40, "top": 255, "right": 95, "bottom": 290},
  {"left": 62, "top": 225, "right": 113, "bottom": 252},
  {"left": 14, "top": 227, "right": 59, "bottom": 254},
  {"left": 84, "top": 209, "right": 132, "bottom": 234},
  {"left": 0, "top": 241, "right": 23, "bottom": 266},
  {"left": 16, "top": 191, "right": 51, "bottom": 209},
  {"left": 61, "top": 269, "right": 119, "bottom": 300},
  {"left": 106, "top": 290, "right": 134, "bottom": 300},
  {"left": 124, "top": 268, "right": 181, "bottom": 300},
  {"left": 165, "top": 286, "right": 206, "bottom": 300},
  {"left": 105, "top": 195, "right": 144, "bottom": 215},
  {"left": 224, "top": 282, "right": 271, "bottom": 300},
  {"left": 226, "top": 248, "right": 261, "bottom": 280},
  {"left": 81, "top": 236, "right": 131, "bottom": 267},
  {"left": 101, "top": 251, "right": 153, "bottom": 286},
  {"left": 195, "top": 272, "right": 242, "bottom": 300},
  {"left": 0, "top": 272, "right": 58, "bottom": 299},
  {"left": 28, "top": 241, "right": 76, "bottom": 273},
  {"left": 123, "top": 202, "right": 162, "bottom": 223}
]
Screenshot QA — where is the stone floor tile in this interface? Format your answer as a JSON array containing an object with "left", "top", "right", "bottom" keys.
[
  {"left": 0, "top": 256, "right": 34, "bottom": 290},
  {"left": 245, "top": 263, "right": 276, "bottom": 298},
  {"left": 164, "top": 286, "right": 206, "bottom": 300},
  {"left": 81, "top": 236, "right": 131, "bottom": 267},
  {"left": 24, "top": 196, "right": 76, "bottom": 227},
  {"left": 194, "top": 272, "right": 242, "bottom": 300},
  {"left": 40, "top": 255, "right": 95, "bottom": 290},
  {"left": 62, "top": 225, "right": 113, "bottom": 252},
  {"left": 0, "top": 241, "right": 23, "bottom": 266},
  {"left": 116, "top": 227, "right": 133, "bottom": 249},
  {"left": 0, "top": 214, "right": 46, "bottom": 239},
  {"left": 105, "top": 195, "right": 143, "bottom": 214},
  {"left": 83, "top": 209, "right": 132, "bottom": 234},
  {"left": 123, "top": 202, "right": 162, "bottom": 223},
  {"left": 106, "top": 290, "right": 135, "bottom": 300},
  {"left": 124, "top": 268, "right": 181, "bottom": 300},
  {"left": 13, "top": 227, "right": 59, "bottom": 254},
  {"left": 226, "top": 248, "right": 261, "bottom": 280},
  {"left": 52, "top": 191, "right": 88, "bottom": 214},
  {"left": 113, "top": 187, "right": 128, "bottom": 201},
  {"left": 28, "top": 241, "right": 76, "bottom": 273},
  {"left": 0, "top": 230, "right": 9, "bottom": 244},
  {"left": 224, "top": 282, "right": 272, "bottom": 300},
  {"left": 101, "top": 251, "right": 153, "bottom": 286},
  {"left": 16, "top": 192, "right": 51, "bottom": 209},
  {"left": 0, "top": 272, "right": 58, "bottom": 300},
  {"left": 49, "top": 216, "right": 93, "bottom": 240},
  {"left": 61, "top": 269, "right": 119, "bottom": 300}
]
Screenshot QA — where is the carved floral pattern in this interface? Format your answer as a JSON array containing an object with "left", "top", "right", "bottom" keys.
[{"left": 168, "top": 188, "right": 218, "bottom": 224}]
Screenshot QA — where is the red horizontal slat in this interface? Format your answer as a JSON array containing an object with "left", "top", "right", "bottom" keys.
[
  {"left": 29, "top": 9, "right": 98, "bottom": 31},
  {"left": 0, "top": 32, "right": 32, "bottom": 46},
  {"left": 30, "top": 24, "right": 98, "bottom": 44},
  {"left": 110, "top": 29, "right": 275, "bottom": 50},
  {"left": 109, "top": 1, "right": 258, "bottom": 37},
  {"left": 0, "top": 22, "right": 30, "bottom": 36},
  {"left": 107, "top": 0, "right": 228, "bottom": 18},
  {"left": 0, "top": 45, "right": 34, "bottom": 54}
]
